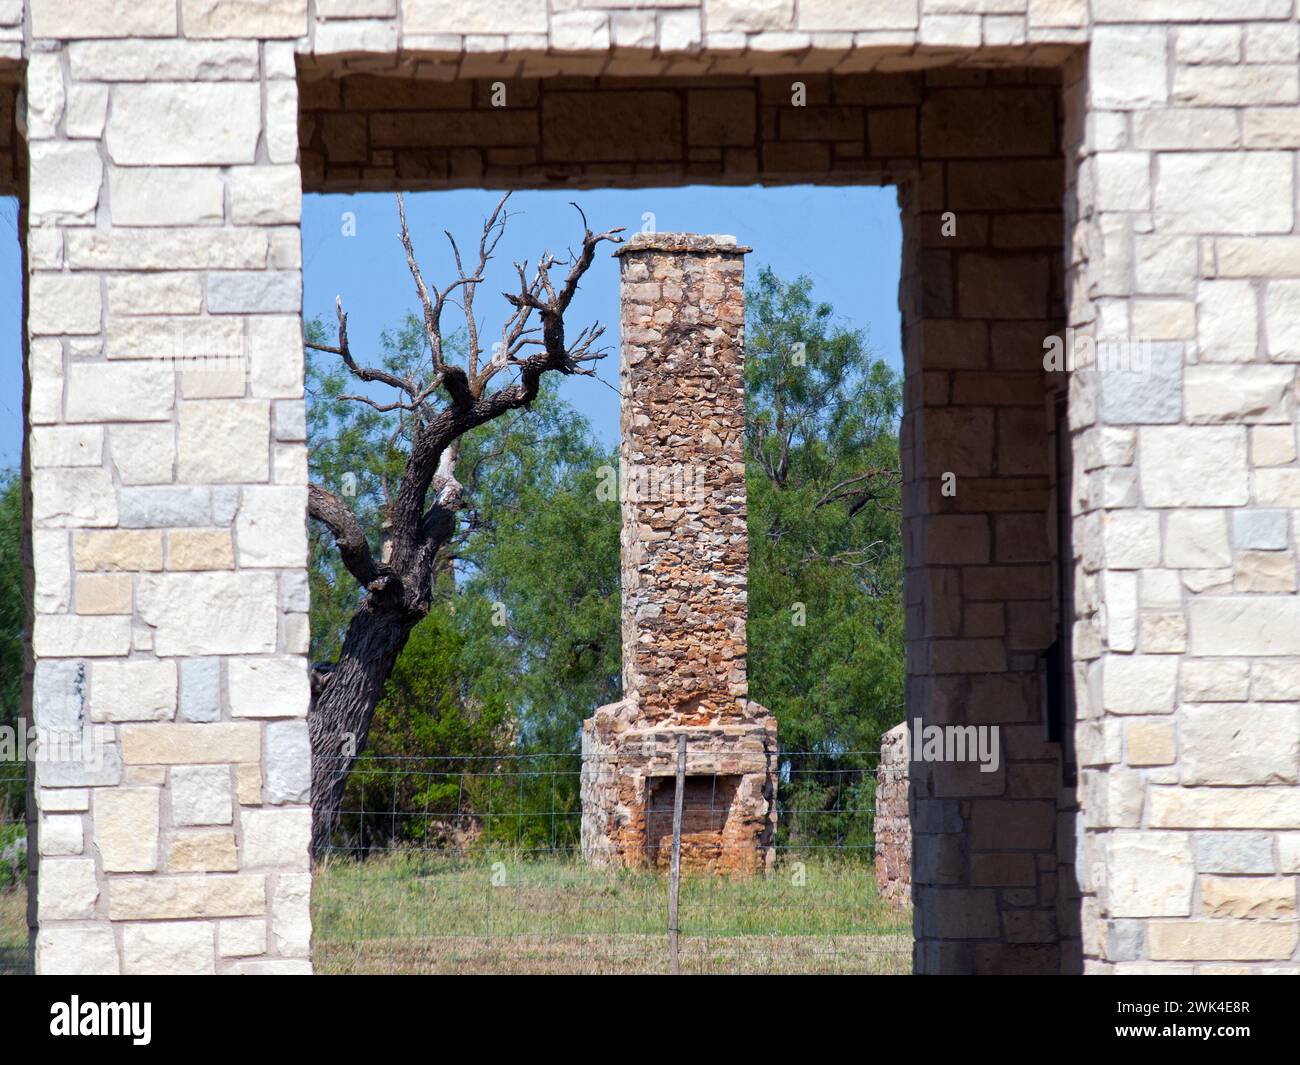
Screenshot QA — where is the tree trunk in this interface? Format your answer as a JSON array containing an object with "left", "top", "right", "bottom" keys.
[{"left": 308, "top": 600, "right": 420, "bottom": 859}]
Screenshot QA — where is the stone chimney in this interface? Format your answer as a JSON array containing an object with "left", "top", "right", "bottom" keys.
[{"left": 581, "top": 234, "right": 777, "bottom": 874}]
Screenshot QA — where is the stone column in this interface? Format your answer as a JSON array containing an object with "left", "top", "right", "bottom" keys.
[
  {"left": 581, "top": 233, "right": 776, "bottom": 874},
  {"left": 26, "top": 2, "right": 312, "bottom": 974}
]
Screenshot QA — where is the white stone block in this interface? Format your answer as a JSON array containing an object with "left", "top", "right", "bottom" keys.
[
  {"left": 122, "top": 922, "right": 216, "bottom": 975},
  {"left": 31, "top": 468, "right": 118, "bottom": 529},
  {"left": 1106, "top": 831, "right": 1194, "bottom": 917},
  {"left": 30, "top": 274, "right": 103, "bottom": 336},
  {"left": 172, "top": 765, "right": 233, "bottom": 826},
  {"left": 241, "top": 808, "right": 312, "bottom": 868},
  {"left": 235, "top": 486, "right": 308, "bottom": 568},
  {"left": 66, "top": 362, "right": 174, "bottom": 423},
  {"left": 106, "top": 83, "right": 261, "bottom": 165},
  {"left": 1138, "top": 426, "right": 1248, "bottom": 507},
  {"left": 1155, "top": 152, "right": 1293, "bottom": 235},
  {"left": 90, "top": 660, "right": 177, "bottom": 722},
  {"left": 94, "top": 787, "right": 160, "bottom": 872},
  {"left": 138, "top": 573, "right": 279, "bottom": 656},
  {"left": 110, "top": 167, "right": 224, "bottom": 227},
  {"left": 228, "top": 657, "right": 310, "bottom": 719}
]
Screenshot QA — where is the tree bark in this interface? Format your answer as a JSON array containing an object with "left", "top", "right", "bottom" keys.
[{"left": 308, "top": 599, "right": 422, "bottom": 858}]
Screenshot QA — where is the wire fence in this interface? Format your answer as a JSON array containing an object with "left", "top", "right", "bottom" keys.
[
  {"left": 313, "top": 748, "right": 912, "bottom": 975},
  {"left": 0, "top": 761, "right": 28, "bottom": 975}
]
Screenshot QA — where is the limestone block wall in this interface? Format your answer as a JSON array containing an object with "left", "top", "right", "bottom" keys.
[
  {"left": 15, "top": 0, "right": 1300, "bottom": 976},
  {"left": 1065, "top": 20, "right": 1300, "bottom": 974},
  {"left": 24, "top": 2, "right": 312, "bottom": 974}
]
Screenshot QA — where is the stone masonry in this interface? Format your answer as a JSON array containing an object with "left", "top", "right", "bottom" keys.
[
  {"left": 876, "top": 721, "right": 912, "bottom": 907},
  {"left": 15, "top": 1, "right": 1300, "bottom": 974},
  {"left": 581, "top": 234, "right": 778, "bottom": 875}
]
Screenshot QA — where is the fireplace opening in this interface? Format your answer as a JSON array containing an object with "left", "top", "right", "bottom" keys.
[{"left": 645, "top": 774, "right": 740, "bottom": 872}]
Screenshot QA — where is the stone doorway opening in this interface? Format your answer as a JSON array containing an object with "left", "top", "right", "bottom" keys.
[{"left": 298, "top": 53, "right": 1079, "bottom": 974}]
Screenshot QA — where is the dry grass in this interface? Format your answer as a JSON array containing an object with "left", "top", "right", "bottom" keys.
[
  {"left": 313, "top": 852, "right": 911, "bottom": 975},
  {"left": 0, "top": 886, "right": 30, "bottom": 975}
]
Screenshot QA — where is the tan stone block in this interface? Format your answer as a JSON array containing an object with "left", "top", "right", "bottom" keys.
[
  {"left": 166, "top": 529, "right": 235, "bottom": 571},
  {"left": 1200, "top": 877, "right": 1297, "bottom": 919},
  {"left": 122, "top": 921, "right": 215, "bottom": 975},
  {"left": 1148, "top": 920, "right": 1299, "bottom": 961},
  {"left": 236, "top": 763, "right": 262, "bottom": 805},
  {"left": 38, "top": 859, "right": 100, "bottom": 920},
  {"left": 107, "top": 874, "right": 266, "bottom": 920},
  {"left": 74, "top": 530, "right": 163, "bottom": 573},
  {"left": 218, "top": 918, "right": 267, "bottom": 958},
  {"left": 1139, "top": 612, "right": 1186, "bottom": 654},
  {"left": 1149, "top": 786, "right": 1300, "bottom": 829},
  {"left": 75, "top": 573, "right": 132, "bottom": 615},
  {"left": 1236, "top": 551, "right": 1297, "bottom": 593},
  {"left": 121, "top": 723, "right": 261, "bottom": 765},
  {"left": 123, "top": 766, "right": 165, "bottom": 786},
  {"left": 1252, "top": 426, "right": 1296, "bottom": 467},
  {"left": 168, "top": 830, "right": 238, "bottom": 872},
  {"left": 177, "top": 401, "right": 270, "bottom": 484},
  {"left": 1127, "top": 721, "right": 1176, "bottom": 766},
  {"left": 94, "top": 787, "right": 160, "bottom": 872}
]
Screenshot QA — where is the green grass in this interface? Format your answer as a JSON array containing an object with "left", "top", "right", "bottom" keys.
[
  {"left": 0, "top": 853, "right": 912, "bottom": 976},
  {"left": 313, "top": 852, "right": 912, "bottom": 974},
  {"left": 0, "top": 886, "right": 29, "bottom": 975}
]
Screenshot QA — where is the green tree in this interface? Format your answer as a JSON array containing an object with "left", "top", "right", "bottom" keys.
[
  {"left": 309, "top": 312, "right": 621, "bottom": 854},
  {"left": 744, "top": 266, "right": 905, "bottom": 761},
  {"left": 0, "top": 469, "right": 25, "bottom": 827},
  {"left": 303, "top": 194, "right": 622, "bottom": 855}
]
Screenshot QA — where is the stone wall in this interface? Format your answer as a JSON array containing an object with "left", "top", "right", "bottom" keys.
[
  {"left": 876, "top": 721, "right": 911, "bottom": 907},
  {"left": 16, "top": 0, "right": 1300, "bottom": 975},
  {"left": 24, "top": 2, "right": 312, "bottom": 974},
  {"left": 581, "top": 233, "right": 777, "bottom": 875}
]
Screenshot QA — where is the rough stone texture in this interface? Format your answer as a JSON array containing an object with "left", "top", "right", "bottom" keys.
[
  {"left": 875, "top": 721, "right": 911, "bottom": 907},
  {"left": 582, "top": 235, "right": 777, "bottom": 875}
]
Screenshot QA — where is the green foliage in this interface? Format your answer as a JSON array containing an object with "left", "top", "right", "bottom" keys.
[
  {"left": 311, "top": 267, "right": 905, "bottom": 859},
  {"left": 0, "top": 469, "right": 25, "bottom": 829},
  {"left": 744, "top": 266, "right": 906, "bottom": 760},
  {"left": 308, "top": 316, "right": 620, "bottom": 853}
]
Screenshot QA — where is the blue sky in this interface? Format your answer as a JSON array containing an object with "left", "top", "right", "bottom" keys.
[{"left": 0, "top": 185, "right": 902, "bottom": 468}]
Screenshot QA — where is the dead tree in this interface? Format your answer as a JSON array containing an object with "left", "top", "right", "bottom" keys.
[{"left": 305, "top": 192, "right": 623, "bottom": 858}]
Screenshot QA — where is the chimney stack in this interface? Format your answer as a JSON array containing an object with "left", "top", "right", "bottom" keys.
[{"left": 581, "top": 234, "right": 777, "bottom": 874}]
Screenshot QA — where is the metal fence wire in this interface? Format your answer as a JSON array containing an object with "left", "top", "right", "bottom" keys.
[
  {"left": 313, "top": 748, "right": 912, "bottom": 975},
  {"left": 0, "top": 761, "right": 29, "bottom": 975}
]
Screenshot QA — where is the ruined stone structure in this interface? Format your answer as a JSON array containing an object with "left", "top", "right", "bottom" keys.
[
  {"left": 876, "top": 721, "right": 912, "bottom": 908},
  {"left": 581, "top": 233, "right": 777, "bottom": 874},
  {"left": 14, "top": 1, "right": 1300, "bottom": 974}
]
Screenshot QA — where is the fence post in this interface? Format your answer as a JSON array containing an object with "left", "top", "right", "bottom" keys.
[{"left": 669, "top": 733, "right": 686, "bottom": 975}]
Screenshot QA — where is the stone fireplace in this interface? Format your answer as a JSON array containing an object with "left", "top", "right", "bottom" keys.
[{"left": 580, "top": 233, "right": 777, "bottom": 875}]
